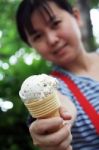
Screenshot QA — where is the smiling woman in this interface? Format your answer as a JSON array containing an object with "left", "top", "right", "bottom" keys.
[{"left": 16, "top": 0, "right": 99, "bottom": 150}]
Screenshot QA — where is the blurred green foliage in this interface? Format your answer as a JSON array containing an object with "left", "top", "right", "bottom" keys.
[
  {"left": 0, "top": 0, "right": 52, "bottom": 150},
  {"left": 0, "top": 0, "right": 99, "bottom": 150}
]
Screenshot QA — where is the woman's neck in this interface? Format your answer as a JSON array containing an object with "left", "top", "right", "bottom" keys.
[
  {"left": 63, "top": 51, "right": 94, "bottom": 75},
  {"left": 62, "top": 51, "right": 99, "bottom": 81}
]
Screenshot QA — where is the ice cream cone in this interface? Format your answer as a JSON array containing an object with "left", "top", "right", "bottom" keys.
[
  {"left": 19, "top": 74, "right": 62, "bottom": 133},
  {"left": 24, "top": 91, "right": 61, "bottom": 119}
]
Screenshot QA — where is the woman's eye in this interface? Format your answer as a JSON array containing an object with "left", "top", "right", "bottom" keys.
[
  {"left": 51, "top": 20, "right": 61, "bottom": 28},
  {"left": 33, "top": 34, "right": 42, "bottom": 41}
]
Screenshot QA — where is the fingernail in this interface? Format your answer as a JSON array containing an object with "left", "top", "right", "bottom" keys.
[
  {"left": 63, "top": 111, "right": 71, "bottom": 116},
  {"left": 63, "top": 121, "right": 72, "bottom": 128}
]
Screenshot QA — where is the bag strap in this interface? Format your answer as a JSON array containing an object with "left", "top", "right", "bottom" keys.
[{"left": 51, "top": 71, "right": 99, "bottom": 134}]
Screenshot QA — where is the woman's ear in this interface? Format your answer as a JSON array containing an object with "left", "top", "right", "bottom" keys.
[{"left": 72, "top": 7, "right": 84, "bottom": 27}]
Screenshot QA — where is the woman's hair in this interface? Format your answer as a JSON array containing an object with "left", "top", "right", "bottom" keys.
[{"left": 16, "top": 0, "right": 73, "bottom": 46}]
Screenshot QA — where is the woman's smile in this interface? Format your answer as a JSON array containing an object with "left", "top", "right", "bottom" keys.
[{"left": 52, "top": 43, "right": 68, "bottom": 57}]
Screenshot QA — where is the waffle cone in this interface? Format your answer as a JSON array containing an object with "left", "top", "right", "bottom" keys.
[{"left": 24, "top": 91, "right": 60, "bottom": 119}]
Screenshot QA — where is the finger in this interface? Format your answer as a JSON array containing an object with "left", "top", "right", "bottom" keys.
[
  {"left": 29, "top": 117, "right": 63, "bottom": 135},
  {"left": 36, "top": 144, "right": 72, "bottom": 150},
  {"left": 56, "top": 134, "right": 72, "bottom": 150},
  {"left": 66, "top": 145, "right": 73, "bottom": 150},
  {"left": 40, "top": 136, "right": 72, "bottom": 150},
  {"left": 59, "top": 107, "right": 72, "bottom": 120},
  {"left": 34, "top": 123, "right": 71, "bottom": 147}
]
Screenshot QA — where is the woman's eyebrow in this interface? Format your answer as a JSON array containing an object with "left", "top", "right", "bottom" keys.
[
  {"left": 31, "top": 30, "right": 41, "bottom": 37},
  {"left": 30, "top": 29, "right": 39, "bottom": 35}
]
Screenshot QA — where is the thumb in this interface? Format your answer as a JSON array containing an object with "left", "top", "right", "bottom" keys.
[{"left": 59, "top": 106, "right": 72, "bottom": 120}]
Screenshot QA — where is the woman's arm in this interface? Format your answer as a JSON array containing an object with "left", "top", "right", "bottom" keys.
[{"left": 57, "top": 91, "right": 77, "bottom": 126}]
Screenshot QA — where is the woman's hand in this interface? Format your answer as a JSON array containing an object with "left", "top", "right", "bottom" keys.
[{"left": 29, "top": 107, "right": 72, "bottom": 150}]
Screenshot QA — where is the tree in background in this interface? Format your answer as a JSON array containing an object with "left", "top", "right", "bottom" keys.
[
  {"left": 75, "top": 0, "right": 99, "bottom": 51},
  {"left": 0, "top": 0, "right": 99, "bottom": 150},
  {"left": 0, "top": 1, "right": 51, "bottom": 150}
]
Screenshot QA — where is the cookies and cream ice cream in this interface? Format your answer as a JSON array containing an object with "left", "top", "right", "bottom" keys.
[
  {"left": 19, "top": 74, "right": 61, "bottom": 118},
  {"left": 19, "top": 74, "right": 58, "bottom": 102}
]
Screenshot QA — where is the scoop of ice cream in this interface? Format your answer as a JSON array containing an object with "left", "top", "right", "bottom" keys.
[{"left": 19, "top": 74, "right": 59, "bottom": 103}]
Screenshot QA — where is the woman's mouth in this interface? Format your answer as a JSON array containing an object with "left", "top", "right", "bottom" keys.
[{"left": 53, "top": 44, "right": 67, "bottom": 57}]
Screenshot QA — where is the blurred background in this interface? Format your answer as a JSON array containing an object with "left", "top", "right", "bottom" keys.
[{"left": 0, "top": 0, "right": 99, "bottom": 150}]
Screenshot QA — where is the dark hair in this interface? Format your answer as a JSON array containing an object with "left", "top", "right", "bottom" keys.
[{"left": 16, "top": 0, "right": 73, "bottom": 46}]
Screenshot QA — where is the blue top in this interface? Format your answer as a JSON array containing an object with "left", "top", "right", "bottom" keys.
[{"left": 53, "top": 66, "right": 99, "bottom": 150}]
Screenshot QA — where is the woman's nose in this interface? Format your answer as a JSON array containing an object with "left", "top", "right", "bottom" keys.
[{"left": 46, "top": 31, "right": 59, "bottom": 46}]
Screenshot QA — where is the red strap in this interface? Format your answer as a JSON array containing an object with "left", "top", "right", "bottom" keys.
[{"left": 51, "top": 71, "right": 99, "bottom": 134}]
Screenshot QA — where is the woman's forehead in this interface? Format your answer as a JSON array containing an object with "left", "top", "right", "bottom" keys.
[
  {"left": 30, "top": 3, "right": 57, "bottom": 26},
  {"left": 31, "top": 10, "right": 53, "bottom": 25},
  {"left": 32, "top": 3, "right": 57, "bottom": 19},
  {"left": 31, "top": 2, "right": 63, "bottom": 25},
  {"left": 25, "top": 1, "right": 68, "bottom": 35}
]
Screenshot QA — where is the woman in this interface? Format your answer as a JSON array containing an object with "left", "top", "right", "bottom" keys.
[{"left": 16, "top": 0, "right": 99, "bottom": 149}]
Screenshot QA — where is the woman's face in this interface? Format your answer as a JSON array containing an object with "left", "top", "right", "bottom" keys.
[{"left": 27, "top": 1, "right": 83, "bottom": 67}]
